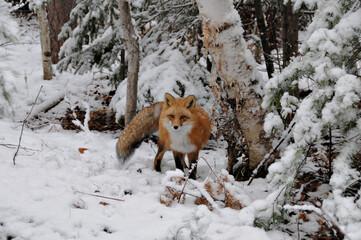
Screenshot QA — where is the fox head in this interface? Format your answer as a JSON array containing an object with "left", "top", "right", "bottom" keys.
[{"left": 163, "top": 93, "right": 196, "bottom": 131}]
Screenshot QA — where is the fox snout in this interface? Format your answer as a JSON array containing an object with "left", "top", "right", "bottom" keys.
[{"left": 172, "top": 125, "right": 179, "bottom": 130}]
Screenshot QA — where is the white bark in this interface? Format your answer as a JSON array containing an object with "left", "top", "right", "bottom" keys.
[
  {"left": 197, "top": 0, "right": 272, "bottom": 169},
  {"left": 37, "top": 5, "right": 53, "bottom": 80}
]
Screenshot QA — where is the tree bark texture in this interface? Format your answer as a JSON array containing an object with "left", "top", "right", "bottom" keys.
[
  {"left": 197, "top": 0, "right": 272, "bottom": 170},
  {"left": 47, "top": 0, "right": 76, "bottom": 64},
  {"left": 254, "top": 0, "right": 274, "bottom": 79},
  {"left": 282, "top": 0, "right": 298, "bottom": 68},
  {"left": 37, "top": 5, "right": 53, "bottom": 80},
  {"left": 117, "top": 0, "right": 140, "bottom": 125}
]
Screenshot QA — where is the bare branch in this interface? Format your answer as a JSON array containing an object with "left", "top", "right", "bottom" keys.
[
  {"left": 13, "top": 85, "right": 43, "bottom": 165},
  {"left": 75, "top": 191, "right": 124, "bottom": 202},
  {"left": 178, "top": 157, "right": 200, "bottom": 203}
]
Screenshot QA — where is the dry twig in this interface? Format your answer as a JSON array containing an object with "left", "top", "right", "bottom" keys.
[
  {"left": 13, "top": 85, "right": 43, "bottom": 165},
  {"left": 75, "top": 191, "right": 124, "bottom": 202},
  {"left": 178, "top": 157, "right": 200, "bottom": 203}
]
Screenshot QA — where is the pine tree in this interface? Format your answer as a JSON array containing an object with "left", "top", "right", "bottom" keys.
[
  {"left": 58, "top": 0, "right": 212, "bottom": 120},
  {"left": 0, "top": 0, "right": 18, "bottom": 118},
  {"left": 259, "top": 0, "right": 361, "bottom": 230},
  {"left": 57, "top": 0, "right": 123, "bottom": 86}
]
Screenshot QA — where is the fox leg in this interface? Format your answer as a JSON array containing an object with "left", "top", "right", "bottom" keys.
[
  {"left": 187, "top": 151, "right": 199, "bottom": 180},
  {"left": 154, "top": 144, "right": 166, "bottom": 172},
  {"left": 172, "top": 151, "right": 186, "bottom": 172}
]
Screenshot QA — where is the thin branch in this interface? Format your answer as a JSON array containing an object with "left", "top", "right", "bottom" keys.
[
  {"left": 294, "top": 144, "right": 313, "bottom": 180},
  {"left": 75, "top": 191, "right": 124, "bottom": 202},
  {"left": 0, "top": 41, "right": 11, "bottom": 47},
  {"left": 178, "top": 157, "right": 200, "bottom": 203},
  {"left": 0, "top": 143, "right": 39, "bottom": 152},
  {"left": 328, "top": 127, "right": 333, "bottom": 179},
  {"left": 166, "top": 186, "right": 200, "bottom": 199},
  {"left": 13, "top": 85, "right": 43, "bottom": 165},
  {"left": 248, "top": 122, "right": 296, "bottom": 185},
  {"left": 200, "top": 156, "right": 222, "bottom": 183}
]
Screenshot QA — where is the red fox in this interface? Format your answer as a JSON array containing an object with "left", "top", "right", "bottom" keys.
[{"left": 116, "top": 93, "right": 211, "bottom": 179}]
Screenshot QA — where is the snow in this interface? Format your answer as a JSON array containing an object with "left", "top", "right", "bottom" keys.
[
  {"left": 264, "top": 113, "right": 284, "bottom": 138},
  {"left": 0, "top": 13, "right": 293, "bottom": 240},
  {"left": 2, "top": 1, "right": 361, "bottom": 239}
]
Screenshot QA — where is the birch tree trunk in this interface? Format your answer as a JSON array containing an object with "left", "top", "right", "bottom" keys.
[
  {"left": 117, "top": 0, "right": 140, "bottom": 125},
  {"left": 197, "top": 0, "right": 272, "bottom": 171},
  {"left": 37, "top": 5, "right": 53, "bottom": 80}
]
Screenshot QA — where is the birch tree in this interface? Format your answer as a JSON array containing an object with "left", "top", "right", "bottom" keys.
[
  {"left": 197, "top": 0, "right": 272, "bottom": 173},
  {"left": 27, "top": 0, "right": 53, "bottom": 80},
  {"left": 37, "top": 3, "right": 53, "bottom": 80}
]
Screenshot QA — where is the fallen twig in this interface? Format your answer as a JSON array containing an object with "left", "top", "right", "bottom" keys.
[
  {"left": 0, "top": 143, "right": 39, "bottom": 152},
  {"left": 13, "top": 85, "right": 43, "bottom": 165},
  {"left": 27, "top": 90, "right": 65, "bottom": 119},
  {"left": 75, "top": 191, "right": 124, "bottom": 202}
]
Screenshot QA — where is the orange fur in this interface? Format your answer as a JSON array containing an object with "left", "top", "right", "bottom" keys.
[{"left": 116, "top": 93, "right": 211, "bottom": 179}]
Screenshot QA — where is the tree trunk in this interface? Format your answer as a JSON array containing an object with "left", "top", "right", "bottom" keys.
[
  {"left": 37, "top": 5, "right": 53, "bottom": 80},
  {"left": 282, "top": 0, "right": 298, "bottom": 68},
  {"left": 120, "top": 48, "right": 126, "bottom": 81},
  {"left": 197, "top": 0, "right": 272, "bottom": 171},
  {"left": 254, "top": 0, "right": 274, "bottom": 79},
  {"left": 47, "top": 0, "right": 76, "bottom": 64},
  {"left": 117, "top": 0, "right": 140, "bottom": 125}
]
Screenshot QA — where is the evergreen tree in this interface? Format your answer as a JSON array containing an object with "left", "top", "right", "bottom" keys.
[
  {"left": 0, "top": 0, "right": 18, "bottom": 118},
  {"left": 57, "top": 0, "right": 212, "bottom": 119},
  {"left": 57, "top": 0, "right": 123, "bottom": 86},
  {"left": 259, "top": 0, "right": 361, "bottom": 228}
]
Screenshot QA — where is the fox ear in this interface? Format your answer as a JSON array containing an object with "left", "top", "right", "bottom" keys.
[
  {"left": 185, "top": 95, "right": 196, "bottom": 109},
  {"left": 164, "top": 93, "right": 175, "bottom": 107}
]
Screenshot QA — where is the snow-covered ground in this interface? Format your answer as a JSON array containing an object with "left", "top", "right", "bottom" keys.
[{"left": 0, "top": 15, "right": 295, "bottom": 240}]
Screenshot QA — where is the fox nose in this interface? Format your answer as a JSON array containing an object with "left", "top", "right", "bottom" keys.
[{"left": 173, "top": 126, "right": 178, "bottom": 130}]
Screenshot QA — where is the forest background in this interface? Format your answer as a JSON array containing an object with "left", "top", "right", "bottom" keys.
[{"left": 0, "top": 0, "right": 360, "bottom": 239}]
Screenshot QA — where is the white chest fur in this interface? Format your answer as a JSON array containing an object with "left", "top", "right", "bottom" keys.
[{"left": 164, "top": 121, "right": 196, "bottom": 153}]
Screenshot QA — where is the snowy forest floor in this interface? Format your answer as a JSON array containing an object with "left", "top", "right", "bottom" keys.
[{"left": 0, "top": 14, "right": 359, "bottom": 240}]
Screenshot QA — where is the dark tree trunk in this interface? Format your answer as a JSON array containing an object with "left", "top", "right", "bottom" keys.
[
  {"left": 120, "top": 48, "right": 126, "bottom": 81},
  {"left": 47, "top": 0, "right": 76, "bottom": 64},
  {"left": 266, "top": 4, "right": 280, "bottom": 51},
  {"left": 282, "top": 0, "right": 298, "bottom": 68},
  {"left": 254, "top": 0, "right": 274, "bottom": 79}
]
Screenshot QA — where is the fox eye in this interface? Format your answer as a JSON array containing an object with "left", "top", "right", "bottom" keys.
[
  {"left": 180, "top": 115, "right": 188, "bottom": 120},
  {"left": 168, "top": 114, "right": 175, "bottom": 119}
]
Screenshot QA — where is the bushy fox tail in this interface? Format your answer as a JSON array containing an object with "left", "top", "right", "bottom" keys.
[{"left": 116, "top": 102, "right": 163, "bottom": 164}]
